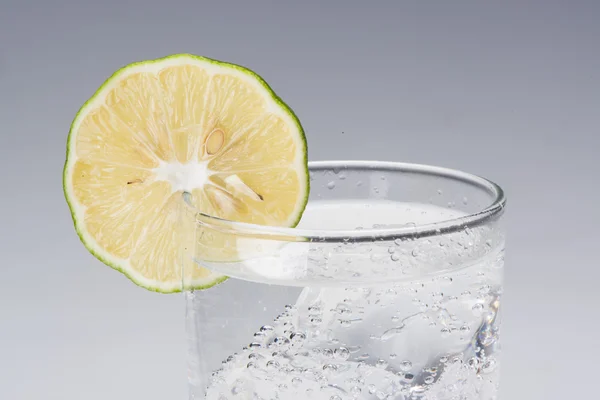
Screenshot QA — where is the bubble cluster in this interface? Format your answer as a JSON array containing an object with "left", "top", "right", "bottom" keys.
[{"left": 202, "top": 254, "right": 503, "bottom": 400}]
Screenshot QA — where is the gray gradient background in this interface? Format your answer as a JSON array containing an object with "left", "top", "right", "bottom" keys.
[{"left": 1, "top": 1, "right": 598, "bottom": 399}]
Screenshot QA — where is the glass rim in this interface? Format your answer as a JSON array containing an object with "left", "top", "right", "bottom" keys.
[{"left": 183, "top": 160, "right": 506, "bottom": 242}]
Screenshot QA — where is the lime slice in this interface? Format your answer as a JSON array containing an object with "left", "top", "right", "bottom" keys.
[{"left": 63, "top": 54, "right": 309, "bottom": 293}]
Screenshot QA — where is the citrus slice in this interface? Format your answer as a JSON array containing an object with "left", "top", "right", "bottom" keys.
[{"left": 63, "top": 54, "right": 309, "bottom": 293}]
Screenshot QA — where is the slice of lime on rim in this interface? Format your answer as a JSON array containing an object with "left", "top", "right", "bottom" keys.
[{"left": 63, "top": 54, "right": 309, "bottom": 293}]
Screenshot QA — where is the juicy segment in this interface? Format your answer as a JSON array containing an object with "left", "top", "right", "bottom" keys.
[{"left": 64, "top": 55, "right": 308, "bottom": 292}]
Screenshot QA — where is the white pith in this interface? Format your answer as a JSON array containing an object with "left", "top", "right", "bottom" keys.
[{"left": 153, "top": 160, "right": 212, "bottom": 194}]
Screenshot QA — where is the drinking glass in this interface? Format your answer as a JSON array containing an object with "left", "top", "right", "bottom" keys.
[{"left": 183, "top": 160, "right": 506, "bottom": 400}]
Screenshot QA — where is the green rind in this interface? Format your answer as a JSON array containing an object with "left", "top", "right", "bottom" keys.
[{"left": 63, "top": 53, "right": 309, "bottom": 294}]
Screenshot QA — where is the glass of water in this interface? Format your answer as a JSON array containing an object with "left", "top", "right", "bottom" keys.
[{"left": 184, "top": 161, "right": 506, "bottom": 400}]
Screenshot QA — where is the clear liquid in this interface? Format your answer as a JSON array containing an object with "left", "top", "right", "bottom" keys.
[{"left": 187, "top": 201, "right": 503, "bottom": 400}]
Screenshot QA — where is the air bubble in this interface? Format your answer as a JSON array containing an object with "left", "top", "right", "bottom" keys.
[
  {"left": 400, "top": 360, "right": 412, "bottom": 371},
  {"left": 290, "top": 332, "right": 306, "bottom": 343},
  {"left": 424, "top": 376, "right": 435, "bottom": 385},
  {"left": 391, "top": 252, "right": 400, "bottom": 261},
  {"left": 426, "top": 367, "right": 438, "bottom": 376},
  {"left": 368, "top": 384, "right": 377, "bottom": 394},
  {"left": 323, "top": 364, "right": 337, "bottom": 372},
  {"left": 334, "top": 347, "right": 350, "bottom": 360},
  {"left": 339, "top": 173, "right": 346, "bottom": 180},
  {"left": 327, "top": 181, "right": 336, "bottom": 190},
  {"left": 266, "top": 360, "right": 280, "bottom": 370},
  {"left": 376, "top": 359, "right": 388, "bottom": 369},
  {"left": 260, "top": 325, "right": 274, "bottom": 332},
  {"left": 467, "top": 357, "right": 480, "bottom": 369},
  {"left": 322, "top": 348, "right": 334, "bottom": 358},
  {"left": 440, "top": 327, "right": 451, "bottom": 337}
]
